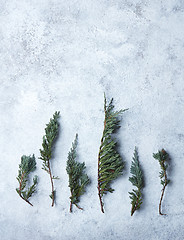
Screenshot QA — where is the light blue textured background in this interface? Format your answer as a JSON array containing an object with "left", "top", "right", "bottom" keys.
[{"left": 0, "top": 1, "right": 184, "bottom": 239}]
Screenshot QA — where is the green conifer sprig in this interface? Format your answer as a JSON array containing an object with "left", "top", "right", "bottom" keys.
[
  {"left": 98, "top": 94, "right": 128, "bottom": 213},
  {"left": 153, "top": 149, "right": 170, "bottom": 215},
  {"left": 39, "top": 111, "right": 60, "bottom": 207},
  {"left": 16, "top": 155, "right": 38, "bottom": 206},
  {"left": 129, "top": 147, "right": 144, "bottom": 216},
  {"left": 66, "top": 134, "right": 90, "bottom": 212}
]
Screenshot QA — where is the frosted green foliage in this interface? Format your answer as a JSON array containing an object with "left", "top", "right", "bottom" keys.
[
  {"left": 153, "top": 149, "right": 170, "bottom": 186},
  {"left": 98, "top": 94, "right": 128, "bottom": 213},
  {"left": 66, "top": 134, "right": 90, "bottom": 212},
  {"left": 129, "top": 147, "right": 144, "bottom": 216},
  {"left": 40, "top": 111, "right": 60, "bottom": 174},
  {"left": 39, "top": 111, "right": 60, "bottom": 206},
  {"left": 16, "top": 155, "right": 38, "bottom": 206}
]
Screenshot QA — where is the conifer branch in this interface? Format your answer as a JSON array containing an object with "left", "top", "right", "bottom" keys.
[
  {"left": 153, "top": 149, "right": 170, "bottom": 215},
  {"left": 66, "top": 134, "right": 90, "bottom": 212},
  {"left": 98, "top": 94, "right": 128, "bottom": 213},
  {"left": 129, "top": 147, "right": 144, "bottom": 216},
  {"left": 16, "top": 155, "right": 38, "bottom": 206},
  {"left": 39, "top": 111, "right": 60, "bottom": 207}
]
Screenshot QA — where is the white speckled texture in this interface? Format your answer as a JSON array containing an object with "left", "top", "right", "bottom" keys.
[{"left": 0, "top": 0, "right": 184, "bottom": 239}]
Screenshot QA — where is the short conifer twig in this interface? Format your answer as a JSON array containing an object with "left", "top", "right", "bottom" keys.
[
  {"left": 16, "top": 155, "right": 38, "bottom": 206},
  {"left": 129, "top": 147, "right": 144, "bottom": 216},
  {"left": 98, "top": 94, "right": 128, "bottom": 213},
  {"left": 66, "top": 134, "right": 90, "bottom": 212},
  {"left": 153, "top": 149, "right": 170, "bottom": 216},
  {"left": 39, "top": 111, "right": 60, "bottom": 207}
]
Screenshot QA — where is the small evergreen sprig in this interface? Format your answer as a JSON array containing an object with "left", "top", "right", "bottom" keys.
[
  {"left": 39, "top": 111, "right": 60, "bottom": 207},
  {"left": 129, "top": 147, "right": 144, "bottom": 216},
  {"left": 153, "top": 149, "right": 170, "bottom": 215},
  {"left": 98, "top": 94, "right": 128, "bottom": 213},
  {"left": 66, "top": 134, "right": 90, "bottom": 212},
  {"left": 16, "top": 155, "right": 38, "bottom": 206}
]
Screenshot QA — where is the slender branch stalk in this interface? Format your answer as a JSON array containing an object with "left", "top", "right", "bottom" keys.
[
  {"left": 19, "top": 172, "right": 33, "bottom": 206},
  {"left": 98, "top": 136, "right": 105, "bottom": 213},
  {"left": 98, "top": 186, "right": 104, "bottom": 213},
  {"left": 75, "top": 203, "right": 83, "bottom": 211},
  {"left": 98, "top": 105, "right": 107, "bottom": 213},
  {"left": 159, "top": 170, "right": 167, "bottom": 215},
  {"left": 70, "top": 201, "right": 73, "bottom": 212},
  {"left": 19, "top": 194, "right": 33, "bottom": 206},
  {"left": 47, "top": 159, "right": 54, "bottom": 207}
]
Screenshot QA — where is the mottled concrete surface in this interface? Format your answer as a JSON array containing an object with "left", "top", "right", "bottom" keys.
[{"left": 0, "top": 1, "right": 184, "bottom": 239}]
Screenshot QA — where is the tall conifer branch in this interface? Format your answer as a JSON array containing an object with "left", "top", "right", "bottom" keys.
[
  {"left": 98, "top": 94, "right": 128, "bottom": 213},
  {"left": 16, "top": 155, "right": 38, "bottom": 206},
  {"left": 129, "top": 147, "right": 144, "bottom": 216},
  {"left": 153, "top": 149, "right": 170, "bottom": 215},
  {"left": 39, "top": 111, "right": 60, "bottom": 207},
  {"left": 66, "top": 134, "right": 90, "bottom": 212}
]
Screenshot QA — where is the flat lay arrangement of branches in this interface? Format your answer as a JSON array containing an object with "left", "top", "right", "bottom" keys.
[{"left": 15, "top": 95, "right": 173, "bottom": 216}]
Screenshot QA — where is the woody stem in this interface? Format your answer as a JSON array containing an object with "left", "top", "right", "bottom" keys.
[
  {"left": 47, "top": 159, "right": 55, "bottom": 207},
  {"left": 19, "top": 172, "right": 33, "bottom": 206}
]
